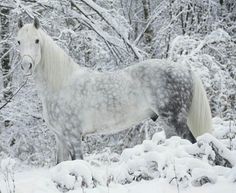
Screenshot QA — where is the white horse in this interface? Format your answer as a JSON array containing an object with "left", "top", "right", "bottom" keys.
[{"left": 16, "top": 18, "right": 212, "bottom": 163}]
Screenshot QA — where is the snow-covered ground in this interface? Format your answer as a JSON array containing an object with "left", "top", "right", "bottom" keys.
[
  {"left": 1, "top": 168, "right": 236, "bottom": 193},
  {"left": 0, "top": 118, "right": 236, "bottom": 193}
]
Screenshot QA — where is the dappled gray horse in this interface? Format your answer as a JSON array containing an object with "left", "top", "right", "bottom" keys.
[{"left": 16, "top": 18, "right": 212, "bottom": 163}]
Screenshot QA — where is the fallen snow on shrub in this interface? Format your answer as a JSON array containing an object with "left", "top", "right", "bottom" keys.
[
  {"left": 51, "top": 160, "right": 95, "bottom": 191},
  {"left": 1, "top": 117, "right": 236, "bottom": 193}
]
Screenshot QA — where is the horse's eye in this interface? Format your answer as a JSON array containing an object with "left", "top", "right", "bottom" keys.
[
  {"left": 17, "top": 41, "right": 20, "bottom": 45},
  {"left": 35, "top": 39, "right": 39, "bottom": 44}
]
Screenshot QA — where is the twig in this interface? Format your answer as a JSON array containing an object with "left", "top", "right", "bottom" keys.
[
  {"left": 229, "top": 119, "right": 232, "bottom": 150},
  {"left": 134, "top": 1, "right": 167, "bottom": 45},
  {"left": 173, "top": 160, "right": 180, "bottom": 193},
  {"left": 0, "top": 78, "right": 28, "bottom": 110},
  {"left": 70, "top": 7, "right": 124, "bottom": 64},
  {"left": 70, "top": 0, "right": 143, "bottom": 60}
]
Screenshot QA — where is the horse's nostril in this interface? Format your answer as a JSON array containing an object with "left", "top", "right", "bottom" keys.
[{"left": 29, "top": 63, "right": 32, "bottom": 69}]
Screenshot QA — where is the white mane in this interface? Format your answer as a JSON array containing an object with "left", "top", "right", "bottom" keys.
[{"left": 36, "top": 29, "right": 78, "bottom": 90}]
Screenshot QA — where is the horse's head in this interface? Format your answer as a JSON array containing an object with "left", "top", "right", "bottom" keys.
[{"left": 16, "top": 17, "right": 42, "bottom": 75}]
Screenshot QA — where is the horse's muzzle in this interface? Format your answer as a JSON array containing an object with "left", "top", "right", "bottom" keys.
[{"left": 21, "top": 55, "right": 34, "bottom": 75}]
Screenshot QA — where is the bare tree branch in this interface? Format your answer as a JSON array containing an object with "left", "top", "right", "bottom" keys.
[
  {"left": 70, "top": 0, "right": 143, "bottom": 60},
  {"left": 0, "top": 78, "right": 28, "bottom": 111}
]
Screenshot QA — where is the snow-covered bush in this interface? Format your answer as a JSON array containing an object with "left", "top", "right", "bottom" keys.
[
  {"left": 0, "top": 158, "right": 16, "bottom": 193},
  {"left": 51, "top": 160, "right": 96, "bottom": 191},
  {"left": 169, "top": 28, "right": 235, "bottom": 118},
  {"left": 46, "top": 122, "right": 236, "bottom": 192}
]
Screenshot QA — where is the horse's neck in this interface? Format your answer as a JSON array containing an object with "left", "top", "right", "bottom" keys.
[{"left": 35, "top": 30, "right": 78, "bottom": 92}]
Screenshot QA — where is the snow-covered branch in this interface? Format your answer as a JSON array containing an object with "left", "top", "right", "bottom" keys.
[{"left": 70, "top": 0, "right": 143, "bottom": 60}]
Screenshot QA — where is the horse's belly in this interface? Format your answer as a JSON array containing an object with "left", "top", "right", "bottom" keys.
[{"left": 84, "top": 105, "right": 152, "bottom": 134}]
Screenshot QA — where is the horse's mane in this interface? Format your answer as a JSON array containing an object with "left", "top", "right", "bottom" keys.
[{"left": 37, "top": 29, "right": 77, "bottom": 90}]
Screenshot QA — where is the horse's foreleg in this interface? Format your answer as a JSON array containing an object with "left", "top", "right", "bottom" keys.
[
  {"left": 54, "top": 129, "right": 83, "bottom": 163},
  {"left": 55, "top": 135, "right": 71, "bottom": 164},
  {"left": 63, "top": 127, "right": 83, "bottom": 160}
]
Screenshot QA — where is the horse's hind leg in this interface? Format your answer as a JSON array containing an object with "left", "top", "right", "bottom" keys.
[
  {"left": 158, "top": 112, "right": 196, "bottom": 143},
  {"left": 171, "top": 116, "right": 196, "bottom": 143},
  {"left": 151, "top": 67, "right": 196, "bottom": 143}
]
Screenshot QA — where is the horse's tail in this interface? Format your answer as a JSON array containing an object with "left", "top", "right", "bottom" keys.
[{"left": 187, "top": 72, "right": 212, "bottom": 137}]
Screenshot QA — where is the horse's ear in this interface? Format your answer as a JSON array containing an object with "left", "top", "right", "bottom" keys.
[
  {"left": 18, "top": 18, "right": 23, "bottom": 28},
  {"left": 33, "top": 17, "right": 40, "bottom": 29}
]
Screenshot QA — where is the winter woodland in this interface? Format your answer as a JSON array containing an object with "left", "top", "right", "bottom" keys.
[{"left": 0, "top": 0, "right": 236, "bottom": 193}]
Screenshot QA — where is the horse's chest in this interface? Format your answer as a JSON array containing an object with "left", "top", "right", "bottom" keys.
[{"left": 44, "top": 92, "right": 83, "bottom": 131}]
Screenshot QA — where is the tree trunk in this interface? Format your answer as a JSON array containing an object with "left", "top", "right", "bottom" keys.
[
  {"left": 141, "top": 0, "right": 153, "bottom": 44},
  {"left": 0, "top": 7, "right": 12, "bottom": 101}
]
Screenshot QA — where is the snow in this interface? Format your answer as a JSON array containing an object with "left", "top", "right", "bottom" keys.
[
  {"left": 205, "top": 29, "right": 231, "bottom": 44},
  {"left": 1, "top": 119, "right": 236, "bottom": 193},
  {"left": 227, "top": 166, "right": 236, "bottom": 183},
  {"left": 0, "top": 1, "right": 236, "bottom": 193},
  {"left": 1, "top": 167, "right": 236, "bottom": 193},
  {"left": 198, "top": 133, "right": 236, "bottom": 167},
  {"left": 191, "top": 168, "right": 217, "bottom": 186},
  {"left": 51, "top": 160, "right": 94, "bottom": 190}
]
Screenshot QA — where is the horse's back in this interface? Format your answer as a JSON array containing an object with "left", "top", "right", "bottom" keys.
[{"left": 125, "top": 59, "right": 190, "bottom": 79}]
